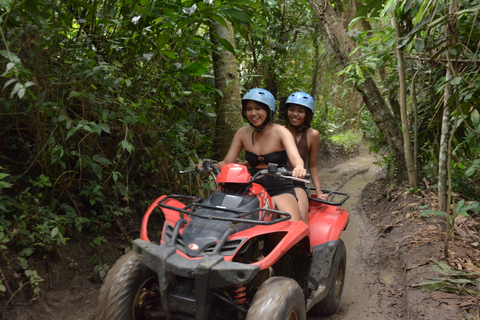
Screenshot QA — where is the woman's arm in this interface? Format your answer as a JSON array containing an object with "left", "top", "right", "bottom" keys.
[
  {"left": 308, "top": 129, "right": 327, "bottom": 199},
  {"left": 217, "top": 128, "right": 245, "bottom": 168},
  {"left": 198, "top": 128, "right": 244, "bottom": 170},
  {"left": 278, "top": 126, "right": 306, "bottom": 178}
]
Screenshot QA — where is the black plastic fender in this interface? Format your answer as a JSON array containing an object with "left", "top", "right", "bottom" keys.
[{"left": 306, "top": 240, "right": 341, "bottom": 310}]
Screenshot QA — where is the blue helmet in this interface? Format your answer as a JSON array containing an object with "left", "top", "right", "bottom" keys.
[
  {"left": 285, "top": 92, "right": 314, "bottom": 114},
  {"left": 241, "top": 88, "right": 276, "bottom": 113}
]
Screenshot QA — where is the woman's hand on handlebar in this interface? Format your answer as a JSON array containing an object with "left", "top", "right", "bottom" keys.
[
  {"left": 197, "top": 159, "right": 220, "bottom": 173},
  {"left": 291, "top": 166, "right": 307, "bottom": 179}
]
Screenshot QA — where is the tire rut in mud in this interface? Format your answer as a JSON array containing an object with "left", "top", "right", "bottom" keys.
[{"left": 307, "top": 147, "right": 406, "bottom": 320}]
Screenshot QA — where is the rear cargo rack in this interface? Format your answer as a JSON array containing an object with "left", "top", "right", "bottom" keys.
[{"left": 308, "top": 188, "right": 350, "bottom": 206}]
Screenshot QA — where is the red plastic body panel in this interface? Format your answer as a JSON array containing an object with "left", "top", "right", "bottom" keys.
[
  {"left": 216, "top": 163, "right": 252, "bottom": 184},
  {"left": 140, "top": 195, "right": 191, "bottom": 242},
  {"left": 248, "top": 221, "right": 309, "bottom": 268},
  {"left": 307, "top": 199, "right": 349, "bottom": 246},
  {"left": 187, "top": 219, "right": 309, "bottom": 269},
  {"left": 248, "top": 182, "right": 273, "bottom": 214}
]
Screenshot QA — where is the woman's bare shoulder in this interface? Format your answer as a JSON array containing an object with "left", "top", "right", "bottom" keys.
[
  {"left": 272, "top": 124, "right": 291, "bottom": 135},
  {"left": 235, "top": 125, "right": 252, "bottom": 136},
  {"left": 307, "top": 128, "right": 320, "bottom": 139}
]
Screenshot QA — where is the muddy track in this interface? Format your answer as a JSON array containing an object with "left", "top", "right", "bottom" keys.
[{"left": 306, "top": 146, "right": 405, "bottom": 319}]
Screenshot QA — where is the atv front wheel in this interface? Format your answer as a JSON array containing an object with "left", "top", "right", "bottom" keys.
[
  {"left": 312, "top": 239, "right": 346, "bottom": 315},
  {"left": 97, "top": 250, "right": 160, "bottom": 320},
  {"left": 246, "top": 277, "right": 306, "bottom": 320}
]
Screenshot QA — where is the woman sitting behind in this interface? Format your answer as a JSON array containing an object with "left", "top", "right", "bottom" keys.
[{"left": 284, "top": 91, "right": 328, "bottom": 223}]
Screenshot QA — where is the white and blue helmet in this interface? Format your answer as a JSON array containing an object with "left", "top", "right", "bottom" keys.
[
  {"left": 241, "top": 88, "right": 276, "bottom": 124},
  {"left": 285, "top": 91, "right": 315, "bottom": 114},
  {"left": 242, "top": 88, "right": 276, "bottom": 112}
]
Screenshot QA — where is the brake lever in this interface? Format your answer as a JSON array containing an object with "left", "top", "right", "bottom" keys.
[
  {"left": 275, "top": 166, "right": 311, "bottom": 183},
  {"left": 251, "top": 170, "right": 267, "bottom": 181},
  {"left": 179, "top": 168, "right": 197, "bottom": 174},
  {"left": 281, "top": 175, "right": 310, "bottom": 184}
]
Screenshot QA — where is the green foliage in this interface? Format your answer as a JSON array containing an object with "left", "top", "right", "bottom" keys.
[
  {"left": 349, "top": 0, "right": 480, "bottom": 200},
  {"left": 0, "top": 278, "right": 5, "bottom": 296},
  {"left": 343, "top": 12, "right": 396, "bottom": 86},
  {"left": 89, "top": 236, "right": 110, "bottom": 280},
  {"left": 328, "top": 130, "right": 363, "bottom": 155},
  {"left": 415, "top": 261, "right": 479, "bottom": 297},
  {"left": 24, "top": 269, "right": 43, "bottom": 302},
  {"left": 420, "top": 200, "right": 480, "bottom": 223},
  {"left": 0, "top": 0, "right": 479, "bottom": 306},
  {"left": 372, "top": 152, "right": 395, "bottom": 174},
  {"left": 0, "top": 0, "right": 236, "bottom": 301},
  {"left": 0, "top": 50, "right": 35, "bottom": 100}
]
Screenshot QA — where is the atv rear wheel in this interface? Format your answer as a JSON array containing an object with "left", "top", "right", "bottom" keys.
[
  {"left": 97, "top": 250, "right": 160, "bottom": 320},
  {"left": 312, "top": 239, "right": 346, "bottom": 315},
  {"left": 246, "top": 276, "right": 306, "bottom": 320}
]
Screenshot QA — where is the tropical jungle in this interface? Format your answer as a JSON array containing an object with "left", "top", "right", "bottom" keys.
[{"left": 0, "top": 0, "right": 479, "bottom": 319}]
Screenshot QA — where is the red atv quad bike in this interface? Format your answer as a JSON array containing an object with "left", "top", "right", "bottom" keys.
[{"left": 97, "top": 161, "right": 350, "bottom": 320}]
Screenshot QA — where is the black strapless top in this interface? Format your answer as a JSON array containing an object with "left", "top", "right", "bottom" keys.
[{"left": 245, "top": 150, "right": 288, "bottom": 168}]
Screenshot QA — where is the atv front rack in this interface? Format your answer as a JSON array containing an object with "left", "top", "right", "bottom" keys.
[{"left": 157, "top": 194, "right": 292, "bottom": 225}]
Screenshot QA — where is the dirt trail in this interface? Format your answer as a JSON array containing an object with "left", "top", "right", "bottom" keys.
[
  {"left": 312, "top": 146, "right": 480, "bottom": 320},
  {"left": 306, "top": 146, "right": 404, "bottom": 319}
]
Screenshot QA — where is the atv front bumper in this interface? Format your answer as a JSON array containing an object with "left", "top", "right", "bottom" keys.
[{"left": 133, "top": 239, "right": 260, "bottom": 319}]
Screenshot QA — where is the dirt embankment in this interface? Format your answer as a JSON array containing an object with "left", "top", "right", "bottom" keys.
[{"left": 357, "top": 176, "right": 480, "bottom": 320}]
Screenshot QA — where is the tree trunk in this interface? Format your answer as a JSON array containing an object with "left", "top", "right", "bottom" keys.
[
  {"left": 211, "top": 19, "right": 244, "bottom": 159},
  {"left": 311, "top": 24, "right": 321, "bottom": 99},
  {"left": 392, "top": 11, "right": 418, "bottom": 190},
  {"left": 441, "top": 0, "right": 458, "bottom": 259},
  {"left": 439, "top": 74, "right": 452, "bottom": 213},
  {"left": 353, "top": 1, "right": 401, "bottom": 124},
  {"left": 411, "top": 68, "right": 419, "bottom": 175},
  {"left": 439, "top": 0, "right": 458, "bottom": 214},
  {"left": 309, "top": 0, "right": 407, "bottom": 180}
]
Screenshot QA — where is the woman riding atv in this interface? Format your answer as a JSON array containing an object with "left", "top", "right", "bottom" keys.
[{"left": 201, "top": 88, "right": 306, "bottom": 222}]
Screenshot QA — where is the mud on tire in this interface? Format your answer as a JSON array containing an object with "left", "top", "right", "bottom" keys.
[
  {"left": 246, "top": 276, "right": 306, "bottom": 320},
  {"left": 97, "top": 251, "right": 159, "bottom": 320}
]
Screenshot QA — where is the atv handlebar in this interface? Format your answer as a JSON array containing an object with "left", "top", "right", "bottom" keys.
[
  {"left": 181, "top": 161, "right": 311, "bottom": 184},
  {"left": 252, "top": 164, "right": 311, "bottom": 184},
  {"left": 180, "top": 159, "right": 220, "bottom": 175}
]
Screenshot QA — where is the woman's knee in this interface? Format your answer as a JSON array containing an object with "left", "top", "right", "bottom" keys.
[
  {"left": 274, "top": 194, "right": 301, "bottom": 220},
  {"left": 295, "top": 188, "right": 309, "bottom": 211}
]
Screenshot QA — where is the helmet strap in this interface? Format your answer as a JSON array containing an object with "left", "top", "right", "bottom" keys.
[
  {"left": 250, "top": 121, "right": 268, "bottom": 145},
  {"left": 290, "top": 125, "right": 306, "bottom": 145},
  {"left": 249, "top": 110, "right": 272, "bottom": 145},
  {"left": 289, "top": 123, "right": 306, "bottom": 133},
  {"left": 296, "top": 125, "right": 307, "bottom": 133}
]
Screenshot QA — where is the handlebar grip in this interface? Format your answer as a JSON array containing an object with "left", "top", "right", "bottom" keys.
[{"left": 283, "top": 170, "right": 310, "bottom": 179}]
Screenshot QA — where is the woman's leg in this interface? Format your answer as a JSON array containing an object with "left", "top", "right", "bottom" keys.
[
  {"left": 295, "top": 187, "right": 309, "bottom": 224},
  {"left": 273, "top": 194, "right": 302, "bottom": 222}
]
